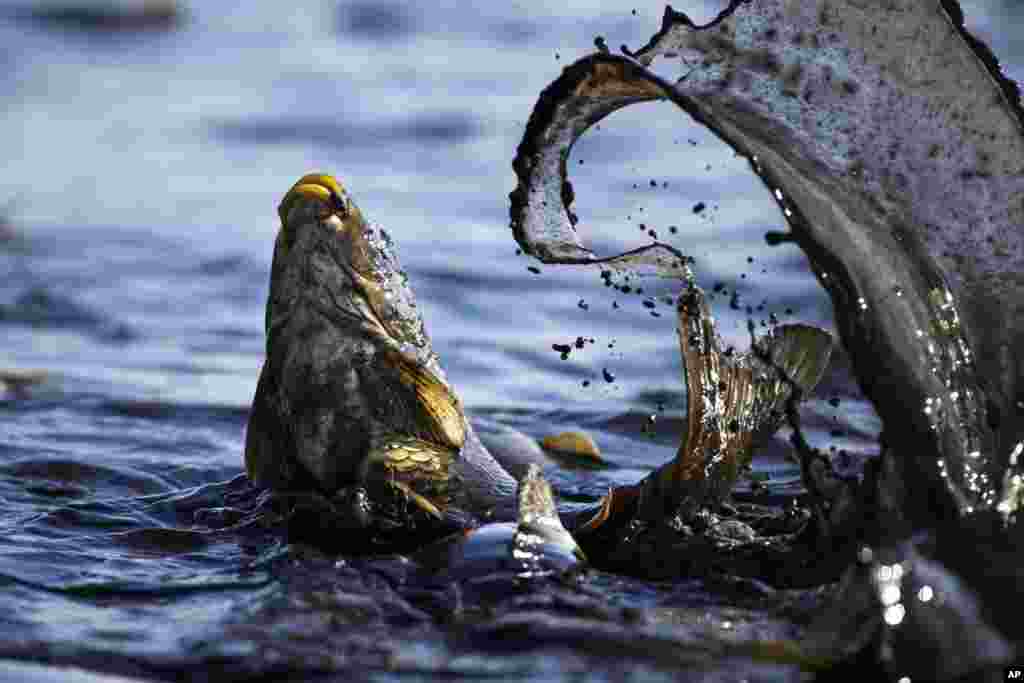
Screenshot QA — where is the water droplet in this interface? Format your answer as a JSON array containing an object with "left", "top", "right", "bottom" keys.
[
  {"left": 883, "top": 603, "right": 905, "bottom": 626},
  {"left": 881, "top": 585, "right": 901, "bottom": 606}
]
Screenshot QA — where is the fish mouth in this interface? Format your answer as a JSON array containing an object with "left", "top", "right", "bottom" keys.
[{"left": 277, "top": 173, "right": 349, "bottom": 227}]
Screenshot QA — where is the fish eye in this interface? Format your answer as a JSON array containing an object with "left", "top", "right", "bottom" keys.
[{"left": 329, "top": 191, "right": 348, "bottom": 217}]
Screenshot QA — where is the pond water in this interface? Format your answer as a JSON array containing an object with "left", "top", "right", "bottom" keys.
[{"left": 1, "top": 1, "right": 1021, "bottom": 680}]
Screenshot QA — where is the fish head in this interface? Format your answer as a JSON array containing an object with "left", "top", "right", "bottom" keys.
[{"left": 269, "top": 173, "right": 430, "bottom": 355}]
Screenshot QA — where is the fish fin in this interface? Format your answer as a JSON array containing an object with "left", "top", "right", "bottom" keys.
[
  {"left": 244, "top": 364, "right": 288, "bottom": 489},
  {"left": 764, "top": 324, "right": 833, "bottom": 397},
  {"left": 380, "top": 349, "right": 467, "bottom": 452},
  {"left": 384, "top": 480, "right": 444, "bottom": 520},
  {"left": 364, "top": 434, "right": 457, "bottom": 514},
  {"left": 749, "top": 324, "right": 834, "bottom": 438},
  {"left": 515, "top": 464, "right": 585, "bottom": 564}
]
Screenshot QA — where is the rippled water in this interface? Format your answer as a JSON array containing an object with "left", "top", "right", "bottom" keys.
[{"left": 1, "top": 1, "right": 1021, "bottom": 680}]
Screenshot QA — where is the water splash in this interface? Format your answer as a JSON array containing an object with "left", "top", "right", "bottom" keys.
[
  {"left": 509, "top": 0, "right": 1024, "bottom": 528},
  {"left": 510, "top": 1, "right": 1024, "bottom": 674}
]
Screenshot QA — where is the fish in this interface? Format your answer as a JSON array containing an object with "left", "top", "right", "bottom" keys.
[{"left": 245, "top": 173, "right": 518, "bottom": 551}]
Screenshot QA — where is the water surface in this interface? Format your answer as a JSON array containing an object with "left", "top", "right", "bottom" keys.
[{"left": 1, "top": 1, "right": 1020, "bottom": 680}]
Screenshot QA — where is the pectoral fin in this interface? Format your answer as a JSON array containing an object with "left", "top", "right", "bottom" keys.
[
  {"left": 380, "top": 349, "right": 467, "bottom": 452},
  {"left": 363, "top": 433, "right": 458, "bottom": 518}
]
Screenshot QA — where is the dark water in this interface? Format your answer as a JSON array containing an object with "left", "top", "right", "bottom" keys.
[{"left": 1, "top": 1, "right": 1021, "bottom": 680}]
